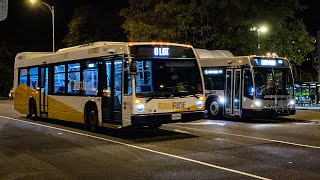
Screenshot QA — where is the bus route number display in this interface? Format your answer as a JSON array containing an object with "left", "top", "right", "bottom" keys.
[{"left": 154, "top": 47, "right": 169, "bottom": 57}]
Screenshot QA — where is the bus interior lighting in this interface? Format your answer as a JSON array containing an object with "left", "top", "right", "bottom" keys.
[{"left": 88, "top": 63, "right": 95, "bottom": 68}]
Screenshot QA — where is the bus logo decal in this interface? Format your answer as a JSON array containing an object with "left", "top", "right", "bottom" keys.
[{"left": 158, "top": 102, "right": 186, "bottom": 110}]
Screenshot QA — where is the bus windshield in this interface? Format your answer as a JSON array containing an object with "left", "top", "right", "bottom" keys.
[
  {"left": 254, "top": 67, "right": 293, "bottom": 98},
  {"left": 134, "top": 59, "right": 203, "bottom": 98}
]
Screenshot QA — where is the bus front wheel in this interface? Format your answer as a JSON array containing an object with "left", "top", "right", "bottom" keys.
[
  {"left": 85, "top": 107, "right": 98, "bottom": 131},
  {"left": 207, "top": 100, "right": 222, "bottom": 119},
  {"left": 27, "top": 100, "right": 37, "bottom": 120}
]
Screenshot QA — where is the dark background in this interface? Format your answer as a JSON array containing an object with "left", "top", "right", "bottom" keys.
[
  {"left": 0, "top": 0, "right": 320, "bottom": 96},
  {"left": 0, "top": 0, "right": 319, "bottom": 52}
]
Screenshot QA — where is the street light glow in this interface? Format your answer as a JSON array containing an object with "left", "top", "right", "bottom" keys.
[
  {"left": 250, "top": 26, "right": 268, "bottom": 33},
  {"left": 29, "top": 0, "right": 37, "bottom": 4},
  {"left": 250, "top": 25, "right": 269, "bottom": 50},
  {"left": 27, "top": 0, "right": 55, "bottom": 52},
  {"left": 259, "top": 26, "right": 267, "bottom": 33}
]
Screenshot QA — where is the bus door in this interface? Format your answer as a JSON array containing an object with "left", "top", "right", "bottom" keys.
[
  {"left": 225, "top": 68, "right": 242, "bottom": 117},
  {"left": 102, "top": 58, "right": 123, "bottom": 125},
  {"left": 39, "top": 67, "right": 48, "bottom": 117}
]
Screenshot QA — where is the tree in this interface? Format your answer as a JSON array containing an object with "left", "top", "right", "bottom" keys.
[
  {"left": 63, "top": 5, "right": 127, "bottom": 47},
  {"left": 261, "top": 19, "right": 315, "bottom": 65},
  {"left": 121, "top": 0, "right": 314, "bottom": 64},
  {"left": 0, "top": 42, "right": 17, "bottom": 96}
]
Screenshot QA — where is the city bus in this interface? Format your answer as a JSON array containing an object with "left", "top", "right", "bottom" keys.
[
  {"left": 13, "top": 42, "right": 205, "bottom": 130},
  {"left": 194, "top": 49, "right": 296, "bottom": 119}
]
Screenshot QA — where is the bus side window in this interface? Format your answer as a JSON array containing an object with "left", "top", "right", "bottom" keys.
[
  {"left": 53, "top": 64, "right": 66, "bottom": 94},
  {"left": 67, "top": 63, "right": 81, "bottom": 95},
  {"left": 29, "top": 67, "right": 39, "bottom": 90},
  {"left": 124, "top": 61, "right": 132, "bottom": 95},
  {"left": 243, "top": 69, "right": 253, "bottom": 99},
  {"left": 19, "top": 68, "right": 28, "bottom": 85},
  {"left": 83, "top": 62, "right": 98, "bottom": 96}
]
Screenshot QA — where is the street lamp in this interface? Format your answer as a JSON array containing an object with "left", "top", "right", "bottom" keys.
[
  {"left": 29, "top": 0, "right": 55, "bottom": 53},
  {"left": 250, "top": 26, "right": 268, "bottom": 50}
]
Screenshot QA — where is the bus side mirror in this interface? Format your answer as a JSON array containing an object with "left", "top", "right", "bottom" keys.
[{"left": 130, "top": 61, "right": 137, "bottom": 75}]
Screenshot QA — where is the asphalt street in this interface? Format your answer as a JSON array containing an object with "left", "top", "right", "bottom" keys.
[{"left": 0, "top": 99, "right": 320, "bottom": 179}]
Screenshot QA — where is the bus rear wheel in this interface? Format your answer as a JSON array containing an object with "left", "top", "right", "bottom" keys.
[
  {"left": 85, "top": 107, "right": 98, "bottom": 131},
  {"left": 207, "top": 100, "right": 222, "bottom": 119}
]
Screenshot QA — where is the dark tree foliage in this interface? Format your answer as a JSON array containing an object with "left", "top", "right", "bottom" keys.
[
  {"left": 63, "top": 5, "right": 127, "bottom": 47},
  {"left": 0, "top": 42, "right": 18, "bottom": 96},
  {"left": 121, "top": 0, "right": 315, "bottom": 64}
]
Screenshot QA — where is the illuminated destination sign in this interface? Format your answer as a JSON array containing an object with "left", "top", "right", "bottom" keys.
[
  {"left": 204, "top": 69, "right": 223, "bottom": 75},
  {"left": 154, "top": 47, "right": 169, "bottom": 56},
  {"left": 251, "top": 58, "right": 288, "bottom": 67},
  {"left": 261, "top": 59, "right": 277, "bottom": 66},
  {"left": 130, "top": 45, "right": 196, "bottom": 59}
]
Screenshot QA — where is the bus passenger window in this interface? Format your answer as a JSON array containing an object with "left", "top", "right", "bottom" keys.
[
  {"left": 19, "top": 69, "right": 28, "bottom": 85},
  {"left": 30, "top": 67, "right": 39, "bottom": 89},
  {"left": 67, "top": 63, "right": 81, "bottom": 94},
  {"left": 124, "top": 61, "right": 132, "bottom": 95},
  {"left": 54, "top": 65, "right": 66, "bottom": 94},
  {"left": 83, "top": 63, "right": 98, "bottom": 96},
  {"left": 243, "top": 69, "right": 253, "bottom": 99}
]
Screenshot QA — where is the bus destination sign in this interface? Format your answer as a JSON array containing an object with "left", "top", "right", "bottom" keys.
[{"left": 130, "top": 45, "right": 196, "bottom": 59}]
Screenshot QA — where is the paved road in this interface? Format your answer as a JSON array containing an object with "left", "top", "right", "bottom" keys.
[{"left": 1, "top": 100, "right": 320, "bottom": 179}]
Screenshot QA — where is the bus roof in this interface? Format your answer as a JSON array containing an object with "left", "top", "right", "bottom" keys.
[
  {"left": 195, "top": 49, "right": 288, "bottom": 67},
  {"left": 194, "top": 49, "right": 234, "bottom": 59},
  {"left": 15, "top": 41, "right": 193, "bottom": 68}
]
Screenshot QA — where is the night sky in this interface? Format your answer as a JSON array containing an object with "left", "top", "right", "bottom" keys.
[{"left": 0, "top": 0, "right": 320, "bottom": 52}]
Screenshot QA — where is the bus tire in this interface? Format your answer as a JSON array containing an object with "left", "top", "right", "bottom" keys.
[
  {"left": 207, "top": 100, "right": 222, "bottom": 119},
  {"left": 85, "top": 106, "right": 98, "bottom": 132},
  {"left": 27, "top": 99, "right": 37, "bottom": 120},
  {"left": 149, "top": 123, "right": 162, "bottom": 129}
]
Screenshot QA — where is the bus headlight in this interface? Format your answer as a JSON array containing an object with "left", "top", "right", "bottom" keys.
[
  {"left": 254, "top": 100, "right": 262, "bottom": 107},
  {"left": 196, "top": 100, "right": 204, "bottom": 108},
  {"left": 219, "top": 96, "right": 225, "bottom": 103},
  {"left": 136, "top": 103, "right": 145, "bottom": 112},
  {"left": 288, "top": 99, "right": 295, "bottom": 107}
]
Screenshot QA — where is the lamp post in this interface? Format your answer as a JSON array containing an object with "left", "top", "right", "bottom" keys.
[
  {"left": 29, "top": 0, "right": 55, "bottom": 53},
  {"left": 250, "top": 26, "right": 268, "bottom": 51}
]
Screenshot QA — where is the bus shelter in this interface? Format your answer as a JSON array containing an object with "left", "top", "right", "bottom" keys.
[{"left": 294, "top": 82, "right": 320, "bottom": 106}]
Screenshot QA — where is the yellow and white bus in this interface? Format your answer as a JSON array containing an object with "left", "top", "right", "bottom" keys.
[
  {"left": 195, "top": 49, "right": 296, "bottom": 119},
  {"left": 13, "top": 42, "right": 205, "bottom": 129}
]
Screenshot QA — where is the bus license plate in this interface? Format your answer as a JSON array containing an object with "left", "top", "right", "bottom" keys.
[{"left": 172, "top": 113, "right": 181, "bottom": 120}]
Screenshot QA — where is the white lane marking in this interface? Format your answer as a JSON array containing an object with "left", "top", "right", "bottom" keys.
[
  {"left": 0, "top": 115, "right": 270, "bottom": 180},
  {"left": 167, "top": 124, "right": 320, "bottom": 149},
  {"left": 172, "top": 129, "right": 192, "bottom": 134},
  {"left": 177, "top": 121, "right": 227, "bottom": 126}
]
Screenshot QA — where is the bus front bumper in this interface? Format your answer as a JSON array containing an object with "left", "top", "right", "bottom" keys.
[
  {"left": 242, "top": 109, "right": 296, "bottom": 118},
  {"left": 131, "top": 111, "right": 205, "bottom": 126}
]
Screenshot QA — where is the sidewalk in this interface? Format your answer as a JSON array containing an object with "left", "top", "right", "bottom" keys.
[{"left": 295, "top": 105, "right": 320, "bottom": 111}]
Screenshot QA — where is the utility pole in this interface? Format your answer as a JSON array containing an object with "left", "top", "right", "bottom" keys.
[{"left": 317, "top": 31, "right": 320, "bottom": 81}]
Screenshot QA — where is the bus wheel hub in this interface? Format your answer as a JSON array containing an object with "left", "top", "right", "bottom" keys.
[{"left": 210, "top": 101, "right": 219, "bottom": 115}]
